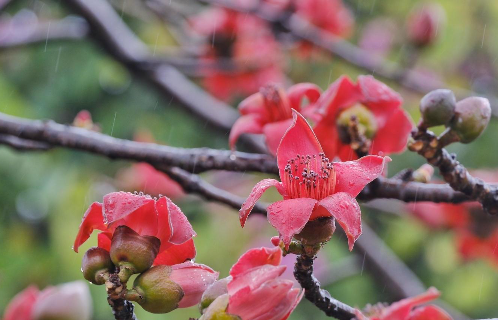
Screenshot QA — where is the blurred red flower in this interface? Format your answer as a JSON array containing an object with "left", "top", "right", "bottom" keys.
[
  {"left": 239, "top": 111, "right": 389, "bottom": 250},
  {"left": 406, "top": 3, "right": 445, "bottom": 48},
  {"left": 229, "top": 82, "right": 321, "bottom": 154},
  {"left": 355, "top": 287, "right": 451, "bottom": 320},
  {"left": 190, "top": 8, "right": 285, "bottom": 101},
  {"left": 313, "top": 75, "right": 413, "bottom": 160},
  {"left": 73, "top": 192, "right": 196, "bottom": 266},
  {"left": 226, "top": 247, "right": 303, "bottom": 320}
]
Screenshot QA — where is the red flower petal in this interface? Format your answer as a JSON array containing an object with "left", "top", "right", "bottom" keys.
[
  {"left": 334, "top": 155, "right": 390, "bottom": 197},
  {"left": 228, "top": 264, "right": 286, "bottom": 295},
  {"left": 268, "top": 288, "right": 304, "bottom": 320},
  {"left": 103, "top": 192, "right": 157, "bottom": 236},
  {"left": 229, "top": 114, "right": 265, "bottom": 150},
  {"left": 239, "top": 91, "right": 266, "bottom": 116},
  {"left": 371, "top": 108, "right": 413, "bottom": 156},
  {"left": 263, "top": 119, "right": 293, "bottom": 155},
  {"left": 357, "top": 75, "right": 403, "bottom": 126},
  {"left": 154, "top": 197, "right": 173, "bottom": 252},
  {"left": 227, "top": 279, "right": 295, "bottom": 320},
  {"left": 240, "top": 179, "right": 285, "bottom": 227},
  {"left": 97, "top": 232, "right": 112, "bottom": 252},
  {"left": 170, "top": 261, "right": 219, "bottom": 308},
  {"left": 316, "top": 75, "right": 361, "bottom": 118},
  {"left": 409, "top": 305, "right": 452, "bottom": 320},
  {"left": 166, "top": 197, "right": 196, "bottom": 245},
  {"left": 381, "top": 287, "right": 440, "bottom": 320},
  {"left": 318, "top": 192, "right": 361, "bottom": 251},
  {"left": 267, "top": 198, "right": 318, "bottom": 248},
  {"left": 277, "top": 110, "right": 323, "bottom": 180},
  {"left": 153, "top": 238, "right": 196, "bottom": 266},
  {"left": 3, "top": 286, "right": 39, "bottom": 320},
  {"left": 73, "top": 202, "right": 105, "bottom": 253},
  {"left": 230, "top": 247, "right": 282, "bottom": 277},
  {"left": 287, "top": 83, "right": 321, "bottom": 110}
]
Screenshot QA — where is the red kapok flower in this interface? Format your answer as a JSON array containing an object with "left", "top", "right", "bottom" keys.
[
  {"left": 190, "top": 8, "right": 285, "bottom": 101},
  {"left": 3, "top": 282, "right": 92, "bottom": 320},
  {"left": 295, "top": 0, "right": 353, "bottom": 38},
  {"left": 407, "top": 202, "right": 470, "bottom": 229},
  {"left": 240, "top": 110, "right": 390, "bottom": 250},
  {"left": 226, "top": 247, "right": 303, "bottom": 320},
  {"left": 73, "top": 192, "right": 196, "bottom": 266},
  {"left": 313, "top": 75, "right": 413, "bottom": 161},
  {"left": 355, "top": 287, "right": 451, "bottom": 320},
  {"left": 229, "top": 83, "right": 321, "bottom": 154}
]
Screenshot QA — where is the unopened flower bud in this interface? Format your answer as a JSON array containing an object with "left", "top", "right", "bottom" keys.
[
  {"left": 131, "top": 265, "right": 184, "bottom": 314},
  {"left": 32, "top": 281, "right": 92, "bottom": 320},
  {"left": 82, "top": 247, "right": 113, "bottom": 285},
  {"left": 294, "top": 217, "right": 336, "bottom": 245},
  {"left": 419, "top": 89, "right": 456, "bottom": 128},
  {"left": 110, "top": 225, "right": 160, "bottom": 281},
  {"left": 199, "top": 294, "right": 240, "bottom": 320},
  {"left": 407, "top": 3, "right": 445, "bottom": 47},
  {"left": 412, "top": 164, "right": 434, "bottom": 183},
  {"left": 449, "top": 97, "right": 491, "bottom": 143},
  {"left": 199, "top": 277, "right": 231, "bottom": 314}
]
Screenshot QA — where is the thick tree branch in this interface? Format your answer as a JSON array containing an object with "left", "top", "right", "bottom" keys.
[{"left": 409, "top": 130, "right": 498, "bottom": 214}]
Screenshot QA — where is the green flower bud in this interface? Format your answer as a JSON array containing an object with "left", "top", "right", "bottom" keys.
[
  {"left": 419, "top": 89, "right": 456, "bottom": 127},
  {"left": 199, "top": 277, "right": 231, "bottom": 314},
  {"left": 449, "top": 97, "right": 491, "bottom": 143},
  {"left": 81, "top": 247, "right": 113, "bottom": 285},
  {"left": 294, "top": 217, "right": 335, "bottom": 245},
  {"left": 337, "top": 105, "right": 378, "bottom": 142},
  {"left": 199, "top": 294, "right": 240, "bottom": 320},
  {"left": 131, "top": 265, "right": 184, "bottom": 314},
  {"left": 110, "top": 226, "right": 160, "bottom": 281}
]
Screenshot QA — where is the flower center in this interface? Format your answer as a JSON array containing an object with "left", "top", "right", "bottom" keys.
[
  {"left": 261, "top": 84, "right": 292, "bottom": 122},
  {"left": 336, "top": 104, "right": 378, "bottom": 143},
  {"left": 282, "top": 153, "right": 336, "bottom": 200}
]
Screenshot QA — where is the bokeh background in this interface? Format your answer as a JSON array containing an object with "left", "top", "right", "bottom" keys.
[{"left": 1, "top": 0, "right": 498, "bottom": 319}]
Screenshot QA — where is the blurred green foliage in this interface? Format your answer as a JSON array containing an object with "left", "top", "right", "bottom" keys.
[{"left": 1, "top": 0, "right": 498, "bottom": 319}]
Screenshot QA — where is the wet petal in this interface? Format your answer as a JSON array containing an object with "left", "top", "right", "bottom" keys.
[
  {"left": 155, "top": 197, "right": 173, "bottom": 252},
  {"left": 318, "top": 193, "right": 361, "bottom": 251},
  {"left": 228, "top": 264, "right": 286, "bottom": 295},
  {"left": 240, "top": 179, "right": 285, "bottom": 227},
  {"left": 316, "top": 75, "right": 361, "bottom": 117},
  {"left": 73, "top": 202, "right": 105, "bottom": 253},
  {"left": 167, "top": 197, "right": 196, "bottom": 245},
  {"left": 153, "top": 238, "right": 196, "bottom": 266},
  {"left": 277, "top": 111, "right": 323, "bottom": 180},
  {"left": 334, "top": 155, "right": 391, "bottom": 197},
  {"left": 229, "top": 114, "right": 265, "bottom": 150},
  {"left": 97, "top": 232, "right": 112, "bottom": 252},
  {"left": 267, "top": 198, "right": 318, "bottom": 248},
  {"left": 287, "top": 83, "right": 322, "bottom": 110},
  {"left": 263, "top": 119, "right": 293, "bottom": 155},
  {"left": 230, "top": 247, "right": 282, "bottom": 277},
  {"left": 170, "top": 261, "right": 219, "bottom": 308},
  {"left": 264, "top": 288, "right": 303, "bottom": 320},
  {"left": 103, "top": 192, "right": 157, "bottom": 236},
  {"left": 371, "top": 108, "right": 413, "bottom": 155}
]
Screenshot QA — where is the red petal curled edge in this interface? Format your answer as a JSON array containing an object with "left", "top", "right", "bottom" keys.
[
  {"left": 263, "top": 119, "right": 293, "bottom": 155},
  {"left": 3, "top": 285, "right": 39, "bottom": 320},
  {"left": 277, "top": 110, "right": 323, "bottom": 180},
  {"left": 238, "top": 91, "right": 266, "bottom": 116},
  {"left": 287, "top": 83, "right": 322, "bottom": 110},
  {"left": 73, "top": 202, "right": 105, "bottom": 253},
  {"left": 103, "top": 192, "right": 157, "bottom": 236},
  {"left": 270, "top": 288, "right": 304, "bottom": 320},
  {"left": 371, "top": 108, "right": 413, "bottom": 156},
  {"left": 267, "top": 198, "right": 318, "bottom": 249},
  {"left": 409, "top": 305, "right": 452, "bottom": 320},
  {"left": 240, "top": 179, "right": 285, "bottom": 227},
  {"left": 381, "top": 287, "right": 440, "bottom": 319},
  {"left": 170, "top": 261, "right": 219, "bottom": 308},
  {"left": 154, "top": 197, "right": 173, "bottom": 252},
  {"left": 153, "top": 238, "right": 196, "bottom": 266},
  {"left": 333, "top": 155, "right": 391, "bottom": 198},
  {"left": 315, "top": 75, "right": 361, "bottom": 119},
  {"left": 229, "top": 114, "right": 265, "bottom": 150},
  {"left": 230, "top": 247, "right": 282, "bottom": 278},
  {"left": 166, "top": 197, "right": 196, "bottom": 245},
  {"left": 317, "top": 192, "right": 361, "bottom": 251}
]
